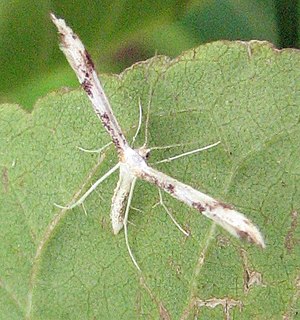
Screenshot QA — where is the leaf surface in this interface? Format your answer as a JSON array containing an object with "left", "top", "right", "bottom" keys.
[{"left": 0, "top": 41, "right": 299, "bottom": 319}]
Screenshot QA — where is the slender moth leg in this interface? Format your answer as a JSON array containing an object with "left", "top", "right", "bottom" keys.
[
  {"left": 155, "top": 189, "right": 189, "bottom": 236},
  {"left": 54, "top": 163, "right": 120, "bottom": 210},
  {"left": 76, "top": 141, "right": 112, "bottom": 153},
  {"left": 122, "top": 177, "right": 140, "bottom": 271},
  {"left": 155, "top": 141, "right": 221, "bottom": 164},
  {"left": 131, "top": 98, "right": 143, "bottom": 147}
]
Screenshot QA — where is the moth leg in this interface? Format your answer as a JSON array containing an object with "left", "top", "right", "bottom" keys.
[
  {"left": 154, "top": 141, "right": 221, "bottom": 165},
  {"left": 153, "top": 189, "right": 189, "bottom": 236},
  {"left": 122, "top": 177, "right": 141, "bottom": 271},
  {"left": 76, "top": 141, "right": 112, "bottom": 153},
  {"left": 141, "top": 86, "right": 154, "bottom": 149},
  {"left": 54, "top": 163, "right": 120, "bottom": 210},
  {"left": 131, "top": 98, "right": 143, "bottom": 147}
]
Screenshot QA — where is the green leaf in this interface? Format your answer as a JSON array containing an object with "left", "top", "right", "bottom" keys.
[{"left": 0, "top": 41, "right": 299, "bottom": 319}]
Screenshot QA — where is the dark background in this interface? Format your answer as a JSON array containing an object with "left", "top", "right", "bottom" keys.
[{"left": 0, "top": 0, "right": 299, "bottom": 109}]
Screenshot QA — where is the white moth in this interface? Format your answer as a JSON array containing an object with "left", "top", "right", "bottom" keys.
[{"left": 51, "top": 14, "right": 265, "bottom": 270}]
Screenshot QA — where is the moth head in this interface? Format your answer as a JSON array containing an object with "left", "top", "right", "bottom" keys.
[{"left": 137, "top": 146, "right": 151, "bottom": 161}]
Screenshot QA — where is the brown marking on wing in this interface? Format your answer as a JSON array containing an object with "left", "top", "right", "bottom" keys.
[
  {"left": 139, "top": 171, "right": 159, "bottom": 186},
  {"left": 218, "top": 201, "right": 234, "bottom": 210},
  {"left": 82, "top": 78, "right": 93, "bottom": 96},
  {"left": 207, "top": 200, "right": 234, "bottom": 212},
  {"left": 192, "top": 202, "right": 206, "bottom": 212},
  {"left": 237, "top": 230, "right": 254, "bottom": 244},
  {"left": 84, "top": 49, "right": 95, "bottom": 69},
  {"left": 166, "top": 184, "right": 175, "bottom": 194}
]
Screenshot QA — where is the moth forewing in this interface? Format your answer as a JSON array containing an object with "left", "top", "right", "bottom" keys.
[
  {"left": 138, "top": 165, "right": 265, "bottom": 248},
  {"left": 50, "top": 14, "right": 129, "bottom": 155}
]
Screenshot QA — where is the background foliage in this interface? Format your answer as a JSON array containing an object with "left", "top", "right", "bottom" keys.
[{"left": 0, "top": 0, "right": 299, "bottom": 108}]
